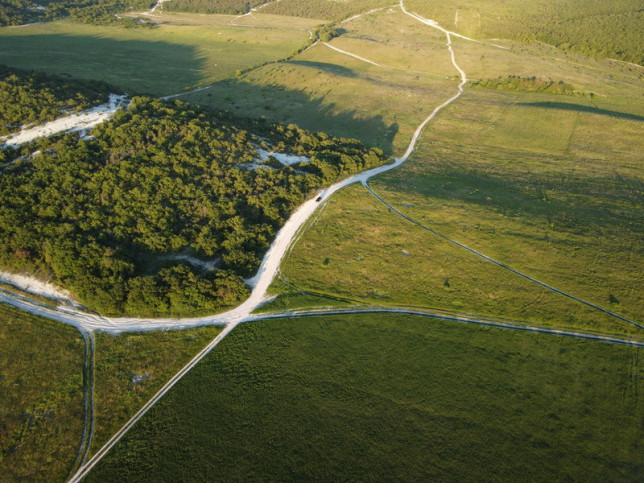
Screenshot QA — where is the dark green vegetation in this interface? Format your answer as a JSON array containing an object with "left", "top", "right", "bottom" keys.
[
  {"left": 0, "top": 64, "right": 113, "bottom": 135},
  {"left": 0, "top": 0, "right": 151, "bottom": 27},
  {"left": 469, "top": 75, "right": 579, "bottom": 95},
  {"left": 0, "top": 303, "right": 84, "bottom": 482},
  {"left": 87, "top": 314, "right": 644, "bottom": 481},
  {"left": 261, "top": 0, "right": 394, "bottom": 21},
  {"left": 91, "top": 326, "right": 221, "bottom": 455},
  {"left": 0, "top": 95, "right": 386, "bottom": 316},
  {"left": 406, "top": 0, "right": 644, "bottom": 64},
  {"left": 166, "top": 0, "right": 266, "bottom": 15}
]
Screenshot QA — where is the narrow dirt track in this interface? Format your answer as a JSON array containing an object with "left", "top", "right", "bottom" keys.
[{"left": 2, "top": 3, "right": 638, "bottom": 479}]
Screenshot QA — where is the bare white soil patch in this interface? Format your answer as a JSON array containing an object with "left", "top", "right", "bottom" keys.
[
  {"left": 1, "top": 94, "right": 127, "bottom": 148},
  {"left": 256, "top": 148, "right": 309, "bottom": 165},
  {"left": 0, "top": 269, "right": 74, "bottom": 302}
]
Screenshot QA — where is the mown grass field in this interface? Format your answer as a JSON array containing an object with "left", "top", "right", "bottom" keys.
[
  {"left": 273, "top": 184, "right": 640, "bottom": 338},
  {"left": 87, "top": 314, "right": 643, "bottom": 481},
  {"left": 91, "top": 325, "right": 222, "bottom": 456},
  {"left": 0, "top": 14, "right": 311, "bottom": 96},
  {"left": 0, "top": 303, "right": 84, "bottom": 482}
]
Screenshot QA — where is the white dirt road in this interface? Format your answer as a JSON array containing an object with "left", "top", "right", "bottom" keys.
[{"left": 63, "top": 3, "right": 644, "bottom": 480}]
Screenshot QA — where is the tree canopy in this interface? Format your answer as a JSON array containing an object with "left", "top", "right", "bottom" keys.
[{"left": 0, "top": 96, "right": 387, "bottom": 317}]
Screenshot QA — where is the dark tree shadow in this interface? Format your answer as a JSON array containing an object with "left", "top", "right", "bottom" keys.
[
  {"left": 0, "top": 33, "right": 205, "bottom": 97},
  {"left": 289, "top": 60, "right": 359, "bottom": 79},
  {"left": 193, "top": 77, "right": 399, "bottom": 155},
  {"left": 518, "top": 102, "right": 644, "bottom": 122}
]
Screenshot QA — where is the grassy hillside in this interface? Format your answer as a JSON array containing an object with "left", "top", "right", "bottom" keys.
[
  {"left": 405, "top": 0, "right": 644, "bottom": 64},
  {"left": 0, "top": 16, "right": 310, "bottom": 97},
  {"left": 370, "top": 87, "right": 644, "bottom": 324},
  {"left": 181, "top": 7, "right": 460, "bottom": 155},
  {"left": 275, "top": 184, "right": 640, "bottom": 338},
  {"left": 86, "top": 314, "right": 644, "bottom": 481}
]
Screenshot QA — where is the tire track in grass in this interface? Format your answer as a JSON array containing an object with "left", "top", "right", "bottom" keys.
[{"left": 66, "top": 329, "right": 95, "bottom": 479}]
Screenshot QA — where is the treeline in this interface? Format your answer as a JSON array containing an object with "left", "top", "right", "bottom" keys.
[
  {"left": 165, "top": 0, "right": 266, "bottom": 15},
  {"left": 0, "top": 65, "right": 114, "bottom": 135},
  {"left": 0, "top": 0, "right": 152, "bottom": 27},
  {"left": 469, "top": 76, "right": 579, "bottom": 95},
  {"left": 0, "top": 96, "right": 387, "bottom": 317}
]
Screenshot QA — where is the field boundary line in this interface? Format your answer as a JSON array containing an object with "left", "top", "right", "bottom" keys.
[{"left": 249, "top": 306, "right": 644, "bottom": 347}]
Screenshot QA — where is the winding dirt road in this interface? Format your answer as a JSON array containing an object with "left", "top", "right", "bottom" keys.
[{"left": 2, "top": 3, "right": 640, "bottom": 479}]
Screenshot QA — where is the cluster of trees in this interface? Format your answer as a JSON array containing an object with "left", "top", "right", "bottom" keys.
[
  {"left": 0, "top": 0, "right": 152, "bottom": 27},
  {"left": 0, "top": 65, "right": 114, "bottom": 135},
  {"left": 469, "top": 76, "right": 578, "bottom": 95},
  {"left": 0, "top": 96, "right": 387, "bottom": 316},
  {"left": 165, "top": 0, "right": 266, "bottom": 15}
]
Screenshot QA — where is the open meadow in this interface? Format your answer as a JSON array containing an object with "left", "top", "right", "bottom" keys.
[
  {"left": 369, "top": 86, "right": 644, "bottom": 324},
  {"left": 86, "top": 314, "right": 644, "bottom": 481},
  {"left": 404, "top": 0, "right": 644, "bottom": 64},
  {"left": 0, "top": 13, "right": 312, "bottom": 97},
  {"left": 182, "top": 7, "right": 461, "bottom": 155},
  {"left": 273, "top": 184, "right": 641, "bottom": 338}
]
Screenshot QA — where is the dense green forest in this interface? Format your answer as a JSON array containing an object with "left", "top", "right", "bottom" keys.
[
  {"left": 0, "top": 97, "right": 386, "bottom": 316},
  {"left": 0, "top": 0, "right": 151, "bottom": 27},
  {"left": 165, "top": 0, "right": 267, "bottom": 15},
  {"left": 0, "top": 65, "right": 114, "bottom": 135}
]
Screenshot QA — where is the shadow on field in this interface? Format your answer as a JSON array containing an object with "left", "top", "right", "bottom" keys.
[
  {"left": 518, "top": 102, "right": 644, "bottom": 122},
  {"left": 194, "top": 77, "right": 399, "bottom": 155},
  {"left": 289, "top": 61, "right": 359, "bottom": 78},
  {"left": 0, "top": 33, "right": 204, "bottom": 96},
  {"left": 378, "top": 162, "right": 643, "bottom": 237}
]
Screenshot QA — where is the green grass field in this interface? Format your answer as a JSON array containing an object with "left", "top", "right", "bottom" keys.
[
  {"left": 404, "top": 0, "right": 644, "bottom": 64},
  {"left": 273, "top": 184, "right": 640, "bottom": 338},
  {"left": 0, "top": 303, "right": 84, "bottom": 482},
  {"left": 370, "top": 87, "right": 643, "bottom": 324},
  {"left": 0, "top": 14, "right": 311, "bottom": 96},
  {"left": 91, "top": 326, "right": 222, "bottom": 456},
  {"left": 182, "top": 8, "right": 461, "bottom": 155},
  {"left": 86, "top": 314, "right": 643, "bottom": 481}
]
